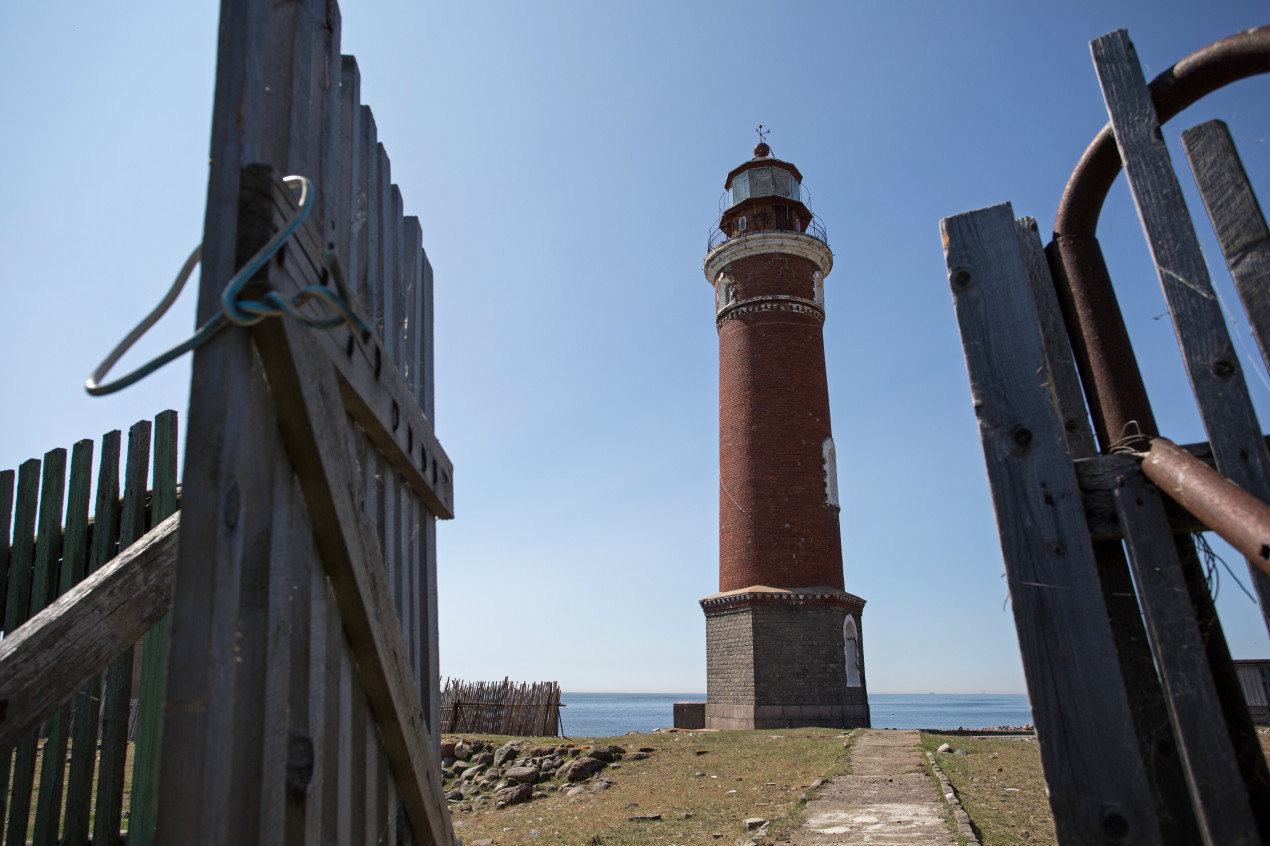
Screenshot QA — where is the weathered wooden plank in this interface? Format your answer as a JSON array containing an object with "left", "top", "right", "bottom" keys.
[
  {"left": 1183, "top": 120, "right": 1270, "bottom": 377},
  {"left": 95, "top": 419, "right": 151, "bottom": 846},
  {"left": 156, "top": 0, "right": 272, "bottom": 839},
  {"left": 284, "top": 476, "right": 314, "bottom": 846},
  {"left": 64, "top": 429, "right": 121, "bottom": 845},
  {"left": 31, "top": 446, "right": 71, "bottom": 846},
  {"left": 404, "top": 218, "right": 423, "bottom": 407},
  {"left": 317, "top": 0, "right": 343, "bottom": 254},
  {"left": 129, "top": 410, "right": 179, "bottom": 846},
  {"left": 360, "top": 106, "right": 379, "bottom": 334},
  {"left": 1115, "top": 473, "right": 1260, "bottom": 845},
  {"left": 423, "top": 502, "right": 439, "bottom": 752},
  {"left": 298, "top": 543, "right": 327, "bottom": 838},
  {"left": 337, "top": 56, "right": 362, "bottom": 303},
  {"left": 31, "top": 440, "right": 92, "bottom": 843},
  {"left": 0, "top": 470, "right": 14, "bottom": 623},
  {"left": 422, "top": 253, "right": 435, "bottom": 424},
  {"left": 2, "top": 460, "right": 40, "bottom": 636},
  {"left": 0, "top": 513, "right": 179, "bottom": 750},
  {"left": 0, "top": 468, "right": 12, "bottom": 821},
  {"left": 244, "top": 170, "right": 452, "bottom": 846},
  {"left": 943, "top": 202, "right": 1164, "bottom": 844},
  {"left": 1093, "top": 29, "right": 1270, "bottom": 632},
  {"left": 379, "top": 149, "right": 397, "bottom": 366},
  {"left": 337, "top": 633, "right": 355, "bottom": 845},
  {"left": 1014, "top": 217, "right": 1097, "bottom": 459},
  {"left": 256, "top": 442, "right": 295, "bottom": 846},
  {"left": 248, "top": 168, "right": 454, "bottom": 517},
  {"left": 5, "top": 458, "right": 43, "bottom": 846}
]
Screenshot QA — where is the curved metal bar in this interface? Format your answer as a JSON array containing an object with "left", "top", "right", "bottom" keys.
[
  {"left": 1046, "top": 26, "right": 1270, "bottom": 452},
  {"left": 1055, "top": 26, "right": 1270, "bottom": 238}
]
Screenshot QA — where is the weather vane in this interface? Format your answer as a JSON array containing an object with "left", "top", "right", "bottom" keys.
[{"left": 756, "top": 124, "right": 770, "bottom": 144}]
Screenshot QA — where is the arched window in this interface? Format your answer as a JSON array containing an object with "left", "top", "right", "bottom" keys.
[
  {"left": 822, "top": 437, "right": 839, "bottom": 507},
  {"left": 813, "top": 271, "right": 824, "bottom": 307},
  {"left": 844, "top": 617, "right": 861, "bottom": 688},
  {"left": 716, "top": 273, "right": 735, "bottom": 312}
]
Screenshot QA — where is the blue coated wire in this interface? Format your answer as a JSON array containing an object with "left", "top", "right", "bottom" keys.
[{"left": 86, "top": 175, "right": 370, "bottom": 396}]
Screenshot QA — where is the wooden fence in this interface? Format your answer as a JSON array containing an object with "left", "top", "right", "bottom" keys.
[
  {"left": 0, "top": 0, "right": 456, "bottom": 843},
  {"left": 440, "top": 679, "right": 562, "bottom": 737},
  {"left": 943, "top": 27, "right": 1270, "bottom": 846},
  {"left": 0, "top": 411, "right": 179, "bottom": 846}
]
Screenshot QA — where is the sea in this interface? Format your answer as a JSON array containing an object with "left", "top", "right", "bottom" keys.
[{"left": 558, "top": 692, "right": 1031, "bottom": 738}]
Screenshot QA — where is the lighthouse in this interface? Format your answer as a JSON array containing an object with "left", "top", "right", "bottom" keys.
[{"left": 700, "top": 134, "right": 869, "bottom": 730}]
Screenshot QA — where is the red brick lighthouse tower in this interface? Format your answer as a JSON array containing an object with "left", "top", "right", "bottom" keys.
[{"left": 700, "top": 134, "right": 869, "bottom": 730}]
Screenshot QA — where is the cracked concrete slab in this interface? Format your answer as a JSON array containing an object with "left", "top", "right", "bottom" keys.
[{"left": 785, "top": 730, "right": 959, "bottom": 845}]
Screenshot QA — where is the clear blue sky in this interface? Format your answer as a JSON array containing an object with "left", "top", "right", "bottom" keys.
[{"left": 1, "top": 1, "right": 1268, "bottom": 694}]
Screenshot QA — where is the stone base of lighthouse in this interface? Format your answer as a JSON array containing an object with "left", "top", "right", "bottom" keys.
[{"left": 701, "top": 587, "right": 869, "bottom": 730}]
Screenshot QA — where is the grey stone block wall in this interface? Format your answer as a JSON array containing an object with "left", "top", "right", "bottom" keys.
[
  {"left": 704, "top": 603, "right": 869, "bottom": 729},
  {"left": 705, "top": 607, "right": 755, "bottom": 705}
]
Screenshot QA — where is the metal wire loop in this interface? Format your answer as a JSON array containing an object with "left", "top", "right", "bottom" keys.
[{"left": 86, "top": 175, "right": 370, "bottom": 396}]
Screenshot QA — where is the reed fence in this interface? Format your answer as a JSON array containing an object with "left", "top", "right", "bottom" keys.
[{"left": 439, "top": 679, "right": 562, "bottom": 737}]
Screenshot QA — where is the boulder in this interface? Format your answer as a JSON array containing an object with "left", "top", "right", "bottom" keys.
[
  {"left": 505, "top": 766, "right": 539, "bottom": 785},
  {"left": 531, "top": 745, "right": 557, "bottom": 757},
  {"left": 453, "top": 741, "right": 473, "bottom": 761},
  {"left": 586, "top": 746, "right": 615, "bottom": 763},
  {"left": 493, "top": 743, "right": 521, "bottom": 769},
  {"left": 474, "top": 751, "right": 494, "bottom": 766},
  {"left": 494, "top": 782, "right": 534, "bottom": 807},
  {"left": 451, "top": 761, "right": 469, "bottom": 775},
  {"left": 608, "top": 745, "right": 626, "bottom": 755},
  {"left": 460, "top": 763, "right": 486, "bottom": 781},
  {"left": 563, "top": 757, "right": 606, "bottom": 782},
  {"left": 745, "top": 818, "right": 767, "bottom": 830},
  {"left": 625, "top": 752, "right": 650, "bottom": 760},
  {"left": 440, "top": 740, "right": 457, "bottom": 758},
  {"left": 936, "top": 743, "right": 952, "bottom": 754}
]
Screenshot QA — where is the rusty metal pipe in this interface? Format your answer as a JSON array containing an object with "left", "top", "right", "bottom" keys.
[
  {"left": 1046, "top": 26, "right": 1270, "bottom": 454},
  {"left": 1140, "top": 437, "right": 1270, "bottom": 577},
  {"left": 1055, "top": 26, "right": 1270, "bottom": 238}
]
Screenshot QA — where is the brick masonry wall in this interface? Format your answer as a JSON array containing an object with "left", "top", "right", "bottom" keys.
[{"left": 718, "top": 250, "right": 844, "bottom": 592}]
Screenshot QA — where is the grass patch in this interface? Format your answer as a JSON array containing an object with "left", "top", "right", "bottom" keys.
[
  {"left": 919, "top": 733, "right": 1055, "bottom": 846},
  {"left": 447, "top": 728, "right": 852, "bottom": 845}
]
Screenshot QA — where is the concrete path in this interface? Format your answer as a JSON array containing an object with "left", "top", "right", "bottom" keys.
[{"left": 786, "top": 729, "right": 959, "bottom": 845}]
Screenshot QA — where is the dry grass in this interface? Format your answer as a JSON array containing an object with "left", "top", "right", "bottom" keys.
[
  {"left": 919, "top": 733, "right": 1055, "bottom": 846},
  {"left": 447, "top": 729, "right": 853, "bottom": 845},
  {"left": 4, "top": 738, "right": 135, "bottom": 838}
]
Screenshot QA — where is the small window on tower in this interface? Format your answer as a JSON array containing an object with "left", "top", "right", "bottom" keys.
[
  {"left": 738, "top": 216, "right": 747, "bottom": 232},
  {"left": 813, "top": 271, "right": 825, "bottom": 307},
  {"left": 716, "top": 274, "right": 735, "bottom": 311},
  {"left": 823, "top": 437, "right": 839, "bottom": 508},
  {"left": 844, "top": 617, "right": 861, "bottom": 688}
]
